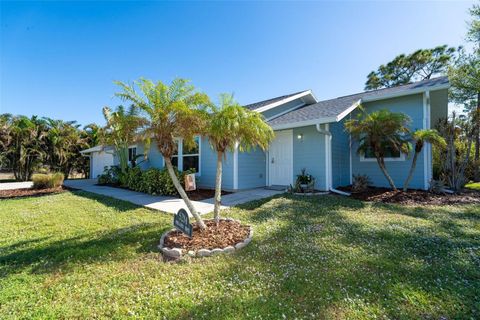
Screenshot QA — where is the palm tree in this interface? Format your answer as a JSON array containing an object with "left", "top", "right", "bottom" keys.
[
  {"left": 114, "top": 78, "right": 210, "bottom": 229},
  {"left": 100, "top": 105, "right": 146, "bottom": 174},
  {"left": 206, "top": 94, "right": 274, "bottom": 222},
  {"left": 345, "top": 108, "right": 411, "bottom": 190},
  {"left": 6, "top": 115, "right": 47, "bottom": 181},
  {"left": 403, "top": 129, "right": 446, "bottom": 191}
]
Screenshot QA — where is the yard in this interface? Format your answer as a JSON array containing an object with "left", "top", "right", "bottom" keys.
[{"left": 0, "top": 191, "right": 479, "bottom": 319}]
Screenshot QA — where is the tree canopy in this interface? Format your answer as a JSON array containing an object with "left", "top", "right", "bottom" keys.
[{"left": 365, "top": 45, "right": 457, "bottom": 90}]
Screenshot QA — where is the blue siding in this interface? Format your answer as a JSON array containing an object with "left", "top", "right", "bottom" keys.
[
  {"left": 198, "top": 137, "right": 234, "bottom": 190},
  {"left": 292, "top": 126, "right": 327, "bottom": 191},
  {"left": 352, "top": 94, "right": 426, "bottom": 189},
  {"left": 238, "top": 148, "right": 267, "bottom": 189},
  {"left": 330, "top": 120, "right": 351, "bottom": 188}
]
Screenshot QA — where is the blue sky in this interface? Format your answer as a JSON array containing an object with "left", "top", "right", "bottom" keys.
[{"left": 0, "top": 1, "right": 474, "bottom": 126}]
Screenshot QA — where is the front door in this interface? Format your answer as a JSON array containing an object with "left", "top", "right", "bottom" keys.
[{"left": 268, "top": 130, "right": 293, "bottom": 186}]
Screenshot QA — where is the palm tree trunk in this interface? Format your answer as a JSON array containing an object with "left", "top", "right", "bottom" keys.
[
  {"left": 164, "top": 157, "right": 207, "bottom": 230},
  {"left": 375, "top": 157, "right": 397, "bottom": 190},
  {"left": 213, "top": 151, "right": 223, "bottom": 223},
  {"left": 403, "top": 151, "right": 419, "bottom": 192}
]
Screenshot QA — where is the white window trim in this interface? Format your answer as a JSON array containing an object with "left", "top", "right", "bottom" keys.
[
  {"left": 359, "top": 153, "right": 406, "bottom": 162},
  {"left": 128, "top": 145, "right": 137, "bottom": 162},
  {"left": 163, "top": 137, "right": 201, "bottom": 176}
]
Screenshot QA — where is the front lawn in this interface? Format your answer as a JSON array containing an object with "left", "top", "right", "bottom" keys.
[{"left": 0, "top": 191, "right": 479, "bottom": 319}]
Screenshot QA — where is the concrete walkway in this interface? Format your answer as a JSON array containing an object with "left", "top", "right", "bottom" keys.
[
  {"left": 0, "top": 181, "right": 33, "bottom": 190},
  {"left": 64, "top": 179, "right": 282, "bottom": 215}
]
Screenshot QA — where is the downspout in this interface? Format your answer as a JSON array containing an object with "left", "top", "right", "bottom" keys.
[{"left": 316, "top": 123, "right": 351, "bottom": 196}]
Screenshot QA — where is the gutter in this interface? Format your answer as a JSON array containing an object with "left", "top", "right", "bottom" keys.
[{"left": 315, "top": 123, "right": 351, "bottom": 196}]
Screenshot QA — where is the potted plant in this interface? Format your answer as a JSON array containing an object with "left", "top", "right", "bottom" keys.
[{"left": 296, "top": 168, "right": 315, "bottom": 192}]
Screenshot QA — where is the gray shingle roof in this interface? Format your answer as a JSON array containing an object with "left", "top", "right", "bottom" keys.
[
  {"left": 243, "top": 90, "right": 309, "bottom": 110},
  {"left": 268, "top": 77, "right": 449, "bottom": 127}
]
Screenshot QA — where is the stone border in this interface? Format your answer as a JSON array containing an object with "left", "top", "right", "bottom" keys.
[{"left": 158, "top": 218, "right": 253, "bottom": 259}]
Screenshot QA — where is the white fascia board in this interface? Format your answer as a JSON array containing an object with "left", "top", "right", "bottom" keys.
[
  {"left": 270, "top": 117, "right": 336, "bottom": 131},
  {"left": 361, "top": 83, "right": 450, "bottom": 103},
  {"left": 254, "top": 90, "right": 315, "bottom": 113},
  {"left": 335, "top": 99, "right": 362, "bottom": 122}
]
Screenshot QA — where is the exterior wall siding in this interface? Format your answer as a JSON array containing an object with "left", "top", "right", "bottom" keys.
[
  {"left": 238, "top": 148, "right": 267, "bottom": 189},
  {"left": 292, "top": 125, "right": 327, "bottom": 190},
  {"left": 197, "top": 137, "right": 235, "bottom": 191},
  {"left": 352, "top": 94, "right": 426, "bottom": 189},
  {"left": 330, "top": 119, "right": 351, "bottom": 188}
]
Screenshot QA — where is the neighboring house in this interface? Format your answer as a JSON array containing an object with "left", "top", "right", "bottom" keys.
[{"left": 81, "top": 77, "right": 449, "bottom": 191}]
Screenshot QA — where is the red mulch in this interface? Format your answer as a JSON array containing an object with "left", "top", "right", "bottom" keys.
[
  {"left": 337, "top": 186, "right": 480, "bottom": 205},
  {"left": 0, "top": 187, "right": 67, "bottom": 199},
  {"left": 164, "top": 220, "right": 250, "bottom": 251}
]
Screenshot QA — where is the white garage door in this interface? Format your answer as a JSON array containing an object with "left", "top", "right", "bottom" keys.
[{"left": 91, "top": 151, "right": 114, "bottom": 178}]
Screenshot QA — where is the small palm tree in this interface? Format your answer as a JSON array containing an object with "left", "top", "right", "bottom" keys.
[
  {"left": 345, "top": 107, "right": 411, "bottom": 190},
  {"left": 206, "top": 94, "right": 274, "bottom": 222},
  {"left": 100, "top": 105, "right": 146, "bottom": 174},
  {"left": 114, "top": 78, "right": 210, "bottom": 229},
  {"left": 403, "top": 129, "right": 446, "bottom": 191}
]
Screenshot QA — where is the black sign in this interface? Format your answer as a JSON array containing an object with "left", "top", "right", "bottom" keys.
[{"left": 173, "top": 209, "right": 193, "bottom": 238}]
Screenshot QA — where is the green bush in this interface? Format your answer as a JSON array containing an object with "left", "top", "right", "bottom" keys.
[
  {"left": 98, "top": 165, "right": 197, "bottom": 197},
  {"left": 126, "top": 166, "right": 143, "bottom": 191},
  {"left": 127, "top": 167, "right": 196, "bottom": 196},
  {"left": 32, "top": 172, "right": 64, "bottom": 189},
  {"left": 97, "top": 166, "right": 121, "bottom": 185}
]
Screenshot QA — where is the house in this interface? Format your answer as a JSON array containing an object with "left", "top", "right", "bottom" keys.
[{"left": 81, "top": 76, "right": 449, "bottom": 191}]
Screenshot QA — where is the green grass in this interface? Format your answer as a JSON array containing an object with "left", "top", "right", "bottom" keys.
[
  {"left": 466, "top": 182, "right": 480, "bottom": 191},
  {"left": 1, "top": 191, "right": 479, "bottom": 319}
]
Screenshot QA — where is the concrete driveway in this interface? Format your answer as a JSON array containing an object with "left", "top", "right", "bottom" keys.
[{"left": 64, "top": 179, "right": 282, "bottom": 215}]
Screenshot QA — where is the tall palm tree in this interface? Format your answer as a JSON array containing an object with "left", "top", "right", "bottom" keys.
[
  {"left": 403, "top": 129, "right": 446, "bottom": 191},
  {"left": 114, "top": 78, "right": 210, "bottom": 229},
  {"left": 100, "top": 105, "right": 146, "bottom": 174},
  {"left": 206, "top": 94, "right": 274, "bottom": 222},
  {"left": 345, "top": 108, "right": 411, "bottom": 190}
]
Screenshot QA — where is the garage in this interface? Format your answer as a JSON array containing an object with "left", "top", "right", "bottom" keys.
[{"left": 80, "top": 146, "right": 114, "bottom": 179}]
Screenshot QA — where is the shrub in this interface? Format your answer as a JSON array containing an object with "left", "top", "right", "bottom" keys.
[
  {"left": 32, "top": 172, "right": 64, "bottom": 189},
  {"left": 352, "top": 174, "right": 371, "bottom": 193},
  {"left": 126, "top": 166, "right": 143, "bottom": 191},
  {"left": 97, "top": 166, "right": 121, "bottom": 185},
  {"left": 135, "top": 167, "right": 196, "bottom": 196}
]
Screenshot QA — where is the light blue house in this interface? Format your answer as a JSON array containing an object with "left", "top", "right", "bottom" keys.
[{"left": 82, "top": 77, "right": 449, "bottom": 191}]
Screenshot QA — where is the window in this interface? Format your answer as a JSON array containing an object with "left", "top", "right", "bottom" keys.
[
  {"left": 128, "top": 147, "right": 137, "bottom": 162},
  {"left": 170, "top": 137, "right": 200, "bottom": 174},
  {"left": 360, "top": 145, "right": 405, "bottom": 162}
]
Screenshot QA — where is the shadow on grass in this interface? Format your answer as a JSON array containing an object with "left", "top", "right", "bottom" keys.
[
  {"left": 70, "top": 190, "right": 151, "bottom": 213},
  {"left": 0, "top": 222, "right": 169, "bottom": 277}
]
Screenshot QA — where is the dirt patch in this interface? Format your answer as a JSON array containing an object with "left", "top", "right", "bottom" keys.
[
  {"left": 164, "top": 220, "right": 250, "bottom": 251},
  {"left": 338, "top": 186, "right": 480, "bottom": 205},
  {"left": 0, "top": 187, "right": 67, "bottom": 199}
]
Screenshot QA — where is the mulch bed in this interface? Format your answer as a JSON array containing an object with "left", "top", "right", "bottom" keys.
[
  {"left": 97, "top": 183, "right": 230, "bottom": 201},
  {"left": 338, "top": 186, "right": 480, "bottom": 205},
  {"left": 0, "top": 187, "right": 67, "bottom": 199},
  {"left": 164, "top": 220, "right": 250, "bottom": 251},
  {"left": 187, "top": 189, "right": 230, "bottom": 201}
]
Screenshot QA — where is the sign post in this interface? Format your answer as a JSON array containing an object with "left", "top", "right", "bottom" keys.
[{"left": 173, "top": 209, "right": 193, "bottom": 238}]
